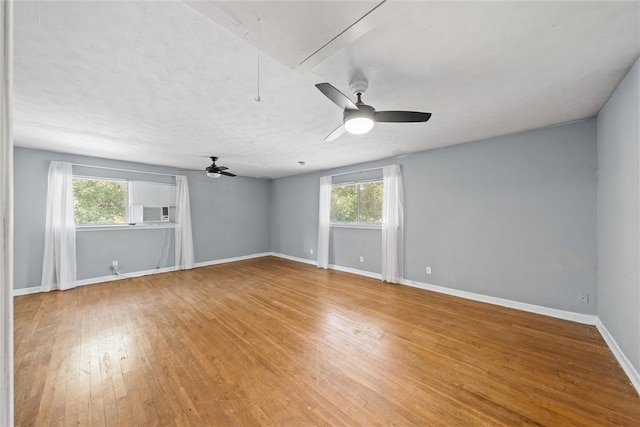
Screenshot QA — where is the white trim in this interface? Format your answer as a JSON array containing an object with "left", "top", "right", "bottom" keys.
[
  {"left": 400, "top": 278, "right": 596, "bottom": 325},
  {"left": 17, "top": 266, "right": 179, "bottom": 294},
  {"left": 328, "top": 263, "right": 381, "bottom": 280},
  {"left": 12, "top": 286, "right": 42, "bottom": 297},
  {"left": 269, "top": 252, "right": 382, "bottom": 278},
  {"left": 13, "top": 253, "right": 273, "bottom": 296},
  {"left": 193, "top": 252, "right": 272, "bottom": 268},
  {"left": 330, "top": 223, "right": 382, "bottom": 230},
  {"left": 328, "top": 166, "right": 382, "bottom": 179},
  {"left": 595, "top": 318, "right": 640, "bottom": 396},
  {"left": 269, "top": 252, "right": 317, "bottom": 266},
  {"left": 71, "top": 162, "right": 177, "bottom": 178},
  {"left": 73, "top": 266, "right": 178, "bottom": 287},
  {"left": 76, "top": 223, "right": 175, "bottom": 232},
  {"left": 269, "top": 254, "right": 596, "bottom": 325}
]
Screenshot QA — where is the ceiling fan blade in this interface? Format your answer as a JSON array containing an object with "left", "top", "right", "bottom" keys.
[
  {"left": 375, "top": 111, "right": 432, "bottom": 123},
  {"left": 324, "top": 124, "right": 346, "bottom": 142},
  {"left": 215, "top": 166, "right": 229, "bottom": 171},
  {"left": 219, "top": 171, "right": 236, "bottom": 177},
  {"left": 315, "top": 83, "right": 358, "bottom": 111}
]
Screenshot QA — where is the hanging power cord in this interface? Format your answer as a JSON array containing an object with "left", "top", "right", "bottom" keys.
[
  {"left": 156, "top": 227, "right": 171, "bottom": 269},
  {"left": 109, "top": 264, "right": 121, "bottom": 276}
]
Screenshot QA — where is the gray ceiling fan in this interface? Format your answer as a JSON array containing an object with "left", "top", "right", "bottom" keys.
[{"left": 315, "top": 78, "right": 432, "bottom": 141}]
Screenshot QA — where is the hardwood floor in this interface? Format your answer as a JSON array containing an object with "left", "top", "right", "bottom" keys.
[{"left": 14, "top": 256, "right": 640, "bottom": 426}]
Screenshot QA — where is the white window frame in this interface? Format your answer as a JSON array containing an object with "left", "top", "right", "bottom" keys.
[{"left": 73, "top": 176, "right": 179, "bottom": 230}]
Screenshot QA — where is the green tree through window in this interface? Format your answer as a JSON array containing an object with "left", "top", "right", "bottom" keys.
[
  {"left": 330, "top": 181, "right": 383, "bottom": 225},
  {"left": 359, "top": 182, "right": 383, "bottom": 223},
  {"left": 73, "top": 178, "right": 127, "bottom": 225}
]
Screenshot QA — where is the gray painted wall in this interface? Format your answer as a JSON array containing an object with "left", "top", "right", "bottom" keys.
[
  {"left": 269, "top": 172, "right": 319, "bottom": 261},
  {"left": 597, "top": 58, "right": 640, "bottom": 373},
  {"left": 270, "top": 119, "right": 598, "bottom": 314},
  {"left": 13, "top": 147, "right": 270, "bottom": 289},
  {"left": 76, "top": 228, "right": 174, "bottom": 280},
  {"left": 188, "top": 168, "right": 271, "bottom": 262}
]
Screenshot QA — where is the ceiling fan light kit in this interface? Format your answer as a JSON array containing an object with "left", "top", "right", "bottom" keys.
[
  {"left": 206, "top": 171, "right": 222, "bottom": 178},
  {"left": 344, "top": 104, "right": 375, "bottom": 134},
  {"left": 345, "top": 117, "right": 374, "bottom": 134}
]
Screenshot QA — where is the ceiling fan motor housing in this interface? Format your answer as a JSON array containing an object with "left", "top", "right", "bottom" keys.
[{"left": 344, "top": 103, "right": 375, "bottom": 121}]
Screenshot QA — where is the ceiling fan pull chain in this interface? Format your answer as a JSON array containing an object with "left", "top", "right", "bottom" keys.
[{"left": 255, "top": 17, "right": 262, "bottom": 102}]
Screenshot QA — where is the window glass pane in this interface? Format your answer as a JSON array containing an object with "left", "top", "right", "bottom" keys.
[
  {"left": 359, "top": 181, "right": 383, "bottom": 224},
  {"left": 330, "top": 184, "right": 357, "bottom": 223},
  {"left": 330, "top": 180, "right": 383, "bottom": 225},
  {"left": 73, "top": 178, "right": 127, "bottom": 225}
]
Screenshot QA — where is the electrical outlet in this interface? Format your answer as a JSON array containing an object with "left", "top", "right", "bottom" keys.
[
  {"left": 359, "top": 256, "right": 364, "bottom": 263},
  {"left": 579, "top": 293, "right": 589, "bottom": 305},
  {"left": 310, "top": 248, "right": 314, "bottom": 255},
  {"left": 426, "top": 266, "right": 432, "bottom": 275},
  {"left": 112, "top": 260, "right": 118, "bottom": 268}
]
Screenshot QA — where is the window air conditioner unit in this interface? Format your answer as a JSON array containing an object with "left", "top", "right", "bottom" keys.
[{"left": 132, "top": 205, "right": 170, "bottom": 223}]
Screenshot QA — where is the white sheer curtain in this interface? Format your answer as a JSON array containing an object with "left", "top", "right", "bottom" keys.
[
  {"left": 316, "top": 175, "right": 332, "bottom": 269},
  {"left": 41, "top": 162, "right": 77, "bottom": 291},
  {"left": 0, "top": 0, "right": 14, "bottom": 423},
  {"left": 175, "top": 175, "right": 194, "bottom": 270},
  {"left": 381, "top": 164, "right": 404, "bottom": 283}
]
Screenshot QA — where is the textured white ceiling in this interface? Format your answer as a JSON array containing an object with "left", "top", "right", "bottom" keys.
[{"left": 13, "top": 1, "right": 640, "bottom": 178}]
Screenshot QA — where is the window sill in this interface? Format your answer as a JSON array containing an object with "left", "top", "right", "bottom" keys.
[
  {"left": 330, "top": 223, "right": 382, "bottom": 230},
  {"left": 76, "top": 223, "right": 175, "bottom": 232}
]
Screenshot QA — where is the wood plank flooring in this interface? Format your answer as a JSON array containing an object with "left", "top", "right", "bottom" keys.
[{"left": 14, "top": 256, "right": 640, "bottom": 426}]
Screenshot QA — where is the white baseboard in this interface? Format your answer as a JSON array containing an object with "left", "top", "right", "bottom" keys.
[
  {"left": 14, "top": 266, "right": 178, "bottom": 295},
  {"left": 268, "top": 252, "right": 317, "bottom": 266},
  {"left": 328, "top": 263, "right": 382, "bottom": 280},
  {"left": 595, "top": 318, "right": 640, "bottom": 396},
  {"left": 13, "top": 286, "right": 43, "bottom": 296},
  {"left": 400, "top": 278, "right": 596, "bottom": 325},
  {"left": 269, "top": 252, "right": 382, "bottom": 280},
  {"left": 269, "top": 252, "right": 596, "bottom": 326},
  {"left": 73, "top": 266, "right": 178, "bottom": 288},
  {"left": 13, "top": 253, "right": 273, "bottom": 296},
  {"left": 194, "top": 252, "right": 271, "bottom": 268}
]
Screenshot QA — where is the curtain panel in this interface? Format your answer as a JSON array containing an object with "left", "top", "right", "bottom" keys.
[
  {"left": 381, "top": 164, "right": 404, "bottom": 283},
  {"left": 316, "top": 175, "right": 332, "bottom": 269},
  {"left": 41, "top": 161, "right": 77, "bottom": 291},
  {"left": 175, "top": 175, "right": 194, "bottom": 270}
]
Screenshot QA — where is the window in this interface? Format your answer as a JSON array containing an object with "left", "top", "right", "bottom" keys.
[
  {"left": 330, "top": 180, "right": 383, "bottom": 225},
  {"left": 73, "top": 177, "right": 128, "bottom": 225}
]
